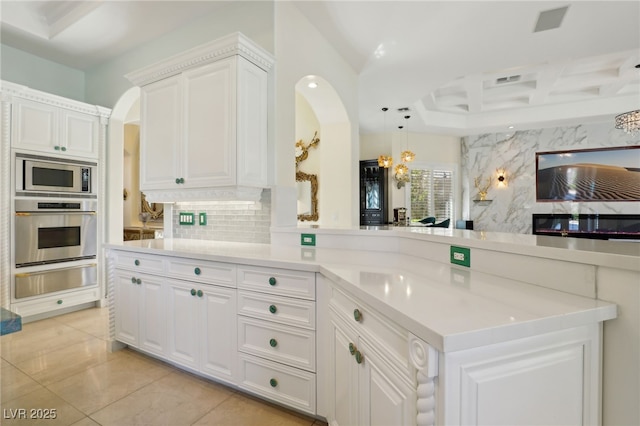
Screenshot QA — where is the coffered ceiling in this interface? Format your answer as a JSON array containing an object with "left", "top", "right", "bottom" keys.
[{"left": 1, "top": 1, "right": 639, "bottom": 136}]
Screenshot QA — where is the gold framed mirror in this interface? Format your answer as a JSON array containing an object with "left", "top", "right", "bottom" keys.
[{"left": 296, "top": 171, "right": 318, "bottom": 221}]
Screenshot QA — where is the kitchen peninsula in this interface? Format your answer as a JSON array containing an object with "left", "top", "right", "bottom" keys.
[{"left": 106, "top": 228, "right": 637, "bottom": 425}]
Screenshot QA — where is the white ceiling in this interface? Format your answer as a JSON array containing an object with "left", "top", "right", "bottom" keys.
[{"left": 1, "top": 1, "right": 639, "bottom": 136}]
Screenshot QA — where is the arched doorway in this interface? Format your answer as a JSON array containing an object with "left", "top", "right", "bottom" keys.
[
  {"left": 105, "top": 87, "right": 140, "bottom": 244},
  {"left": 295, "top": 75, "right": 352, "bottom": 226}
]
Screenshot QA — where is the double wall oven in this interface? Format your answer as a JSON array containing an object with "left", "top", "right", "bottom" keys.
[{"left": 14, "top": 154, "right": 98, "bottom": 300}]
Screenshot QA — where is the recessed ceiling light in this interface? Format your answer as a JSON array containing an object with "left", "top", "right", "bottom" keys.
[
  {"left": 308, "top": 81, "right": 318, "bottom": 89},
  {"left": 508, "top": 125, "right": 514, "bottom": 129},
  {"left": 374, "top": 44, "right": 386, "bottom": 58}
]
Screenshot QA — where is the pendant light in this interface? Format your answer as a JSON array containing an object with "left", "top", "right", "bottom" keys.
[
  {"left": 394, "top": 115, "right": 412, "bottom": 188},
  {"left": 378, "top": 107, "right": 393, "bottom": 168}
]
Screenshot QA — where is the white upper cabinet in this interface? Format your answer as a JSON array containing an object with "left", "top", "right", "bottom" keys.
[
  {"left": 139, "top": 76, "right": 182, "bottom": 189},
  {"left": 128, "top": 32, "right": 274, "bottom": 202},
  {"left": 61, "top": 109, "right": 100, "bottom": 158},
  {"left": 12, "top": 98, "right": 100, "bottom": 159},
  {"left": 2, "top": 83, "right": 110, "bottom": 160}
]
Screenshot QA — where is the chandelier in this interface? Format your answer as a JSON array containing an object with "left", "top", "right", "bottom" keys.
[
  {"left": 377, "top": 109, "right": 416, "bottom": 187},
  {"left": 615, "top": 109, "right": 640, "bottom": 135}
]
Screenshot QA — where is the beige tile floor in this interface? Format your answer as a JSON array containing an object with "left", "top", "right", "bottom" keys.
[{"left": 1, "top": 307, "right": 327, "bottom": 426}]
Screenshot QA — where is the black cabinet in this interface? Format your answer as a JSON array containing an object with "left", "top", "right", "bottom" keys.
[{"left": 360, "top": 160, "right": 389, "bottom": 225}]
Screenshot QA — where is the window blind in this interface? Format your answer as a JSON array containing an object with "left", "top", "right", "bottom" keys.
[{"left": 409, "top": 168, "right": 453, "bottom": 223}]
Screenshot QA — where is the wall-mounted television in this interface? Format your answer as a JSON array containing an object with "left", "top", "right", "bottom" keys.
[{"left": 536, "top": 145, "right": 640, "bottom": 202}]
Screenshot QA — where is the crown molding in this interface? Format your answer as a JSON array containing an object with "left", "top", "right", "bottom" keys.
[
  {"left": 126, "top": 32, "right": 275, "bottom": 87},
  {"left": 0, "top": 80, "right": 111, "bottom": 118}
]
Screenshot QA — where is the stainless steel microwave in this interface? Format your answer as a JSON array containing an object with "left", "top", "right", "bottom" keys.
[{"left": 15, "top": 153, "right": 96, "bottom": 197}]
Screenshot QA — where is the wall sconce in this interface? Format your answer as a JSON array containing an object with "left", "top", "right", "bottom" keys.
[{"left": 496, "top": 169, "right": 507, "bottom": 187}]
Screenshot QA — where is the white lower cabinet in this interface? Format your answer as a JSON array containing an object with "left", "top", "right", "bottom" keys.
[
  {"left": 442, "top": 325, "right": 600, "bottom": 426},
  {"left": 321, "top": 277, "right": 603, "bottom": 426},
  {"left": 112, "top": 252, "right": 238, "bottom": 387},
  {"left": 165, "top": 278, "right": 237, "bottom": 385},
  {"left": 237, "top": 266, "right": 317, "bottom": 415},
  {"left": 326, "top": 303, "right": 417, "bottom": 426},
  {"left": 111, "top": 250, "right": 605, "bottom": 425},
  {"left": 114, "top": 271, "right": 166, "bottom": 357}
]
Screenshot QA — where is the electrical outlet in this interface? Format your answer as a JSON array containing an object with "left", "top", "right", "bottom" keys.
[
  {"left": 301, "top": 233, "right": 316, "bottom": 246},
  {"left": 179, "top": 212, "right": 195, "bottom": 225},
  {"left": 450, "top": 246, "right": 470, "bottom": 267}
]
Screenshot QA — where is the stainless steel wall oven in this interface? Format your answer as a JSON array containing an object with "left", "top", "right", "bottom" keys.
[
  {"left": 14, "top": 199, "right": 98, "bottom": 299},
  {"left": 15, "top": 200, "right": 97, "bottom": 267}
]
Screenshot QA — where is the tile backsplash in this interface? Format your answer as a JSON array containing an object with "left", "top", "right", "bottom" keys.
[{"left": 172, "top": 190, "right": 271, "bottom": 243}]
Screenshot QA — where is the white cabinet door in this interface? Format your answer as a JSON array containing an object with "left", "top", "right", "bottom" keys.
[
  {"left": 140, "top": 76, "right": 181, "bottom": 190},
  {"left": 166, "top": 279, "right": 199, "bottom": 369},
  {"left": 328, "top": 311, "right": 360, "bottom": 426},
  {"left": 358, "top": 339, "right": 416, "bottom": 426},
  {"left": 200, "top": 285, "right": 237, "bottom": 384},
  {"left": 444, "top": 330, "right": 591, "bottom": 426},
  {"left": 137, "top": 53, "right": 269, "bottom": 198},
  {"left": 114, "top": 272, "right": 140, "bottom": 347},
  {"left": 166, "top": 278, "right": 237, "bottom": 384},
  {"left": 236, "top": 56, "right": 268, "bottom": 187},
  {"left": 327, "top": 297, "right": 417, "bottom": 426},
  {"left": 11, "top": 99, "right": 58, "bottom": 152},
  {"left": 182, "top": 59, "right": 236, "bottom": 188},
  {"left": 138, "top": 275, "right": 166, "bottom": 357},
  {"left": 12, "top": 99, "right": 99, "bottom": 159},
  {"left": 61, "top": 110, "right": 99, "bottom": 158}
]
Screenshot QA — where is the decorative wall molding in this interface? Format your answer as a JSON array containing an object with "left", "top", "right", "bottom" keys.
[
  {"left": 126, "top": 32, "right": 275, "bottom": 86},
  {"left": 0, "top": 97, "right": 11, "bottom": 309},
  {"left": 106, "top": 251, "right": 116, "bottom": 341}
]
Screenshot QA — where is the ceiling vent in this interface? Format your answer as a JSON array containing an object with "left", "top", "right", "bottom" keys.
[
  {"left": 496, "top": 75, "right": 521, "bottom": 84},
  {"left": 534, "top": 6, "right": 569, "bottom": 32}
]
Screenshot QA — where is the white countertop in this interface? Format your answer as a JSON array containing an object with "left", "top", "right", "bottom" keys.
[
  {"left": 106, "top": 238, "right": 618, "bottom": 352},
  {"left": 320, "top": 264, "right": 615, "bottom": 352}
]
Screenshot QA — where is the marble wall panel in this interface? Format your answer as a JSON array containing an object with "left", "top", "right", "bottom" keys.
[{"left": 462, "top": 123, "right": 640, "bottom": 233}]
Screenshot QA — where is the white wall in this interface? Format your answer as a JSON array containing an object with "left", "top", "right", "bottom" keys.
[
  {"left": 463, "top": 122, "right": 640, "bottom": 232},
  {"left": 274, "top": 2, "right": 359, "bottom": 228},
  {"left": 1, "top": 44, "right": 85, "bottom": 101},
  {"left": 84, "top": 1, "right": 275, "bottom": 108},
  {"left": 360, "top": 131, "right": 462, "bottom": 223}
]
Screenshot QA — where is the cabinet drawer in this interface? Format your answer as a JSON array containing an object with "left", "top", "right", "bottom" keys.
[
  {"left": 237, "top": 266, "right": 315, "bottom": 300},
  {"left": 329, "top": 285, "right": 411, "bottom": 376},
  {"left": 238, "top": 316, "right": 316, "bottom": 372},
  {"left": 114, "top": 252, "right": 164, "bottom": 274},
  {"left": 237, "top": 291, "right": 315, "bottom": 329},
  {"left": 238, "top": 353, "right": 316, "bottom": 415},
  {"left": 167, "top": 258, "right": 235, "bottom": 287}
]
